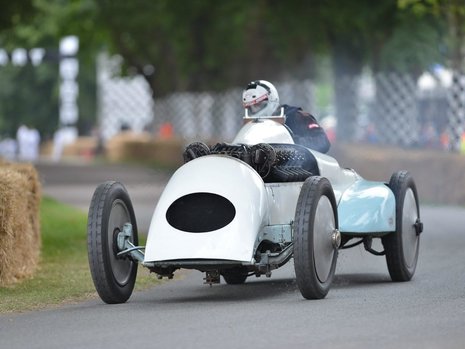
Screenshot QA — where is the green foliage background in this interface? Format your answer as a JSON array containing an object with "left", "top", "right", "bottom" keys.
[{"left": 1, "top": 0, "right": 463, "bottom": 138}]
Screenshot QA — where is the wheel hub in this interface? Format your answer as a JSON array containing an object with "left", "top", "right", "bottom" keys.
[
  {"left": 331, "top": 229, "right": 341, "bottom": 249},
  {"left": 116, "top": 223, "right": 133, "bottom": 251},
  {"left": 414, "top": 218, "right": 423, "bottom": 236}
]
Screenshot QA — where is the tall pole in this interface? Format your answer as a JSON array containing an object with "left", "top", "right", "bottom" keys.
[
  {"left": 59, "top": 36, "right": 79, "bottom": 132},
  {"left": 52, "top": 36, "right": 79, "bottom": 161}
]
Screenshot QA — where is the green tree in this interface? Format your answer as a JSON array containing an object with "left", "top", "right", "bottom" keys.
[
  {"left": 0, "top": 1, "right": 36, "bottom": 32},
  {"left": 0, "top": 0, "right": 457, "bottom": 140},
  {"left": 0, "top": 0, "right": 100, "bottom": 138},
  {"left": 307, "top": 0, "right": 398, "bottom": 139},
  {"left": 95, "top": 0, "right": 306, "bottom": 95},
  {"left": 0, "top": 63, "right": 58, "bottom": 138},
  {"left": 379, "top": 0, "right": 445, "bottom": 75}
]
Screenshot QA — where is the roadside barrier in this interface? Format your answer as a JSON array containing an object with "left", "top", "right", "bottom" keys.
[{"left": 105, "top": 132, "right": 184, "bottom": 168}]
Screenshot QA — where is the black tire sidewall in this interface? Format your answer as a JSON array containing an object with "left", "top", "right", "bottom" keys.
[
  {"left": 293, "top": 176, "right": 338, "bottom": 299},
  {"left": 383, "top": 171, "right": 420, "bottom": 281},
  {"left": 88, "top": 181, "right": 138, "bottom": 303}
]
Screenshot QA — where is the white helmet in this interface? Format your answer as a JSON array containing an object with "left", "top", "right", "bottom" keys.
[{"left": 242, "top": 80, "right": 280, "bottom": 117}]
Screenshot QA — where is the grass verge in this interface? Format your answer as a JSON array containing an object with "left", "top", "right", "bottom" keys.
[{"left": 0, "top": 196, "right": 158, "bottom": 314}]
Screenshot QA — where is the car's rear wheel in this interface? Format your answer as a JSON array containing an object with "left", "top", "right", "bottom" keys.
[
  {"left": 293, "top": 176, "right": 339, "bottom": 299},
  {"left": 382, "top": 171, "right": 421, "bottom": 281},
  {"left": 87, "top": 181, "right": 138, "bottom": 304}
]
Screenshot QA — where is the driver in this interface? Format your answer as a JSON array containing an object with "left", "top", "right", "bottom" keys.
[{"left": 242, "top": 80, "right": 331, "bottom": 153}]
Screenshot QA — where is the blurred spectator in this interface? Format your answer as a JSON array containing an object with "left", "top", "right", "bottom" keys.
[
  {"left": 29, "top": 127, "right": 41, "bottom": 161},
  {"left": 364, "top": 123, "right": 379, "bottom": 144},
  {"left": 52, "top": 127, "right": 77, "bottom": 162},
  {"left": 120, "top": 123, "right": 131, "bottom": 132},
  {"left": 0, "top": 136, "right": 17, "bottom": 161},
  {"left": 440, "top": 128, "right": 450, "bottom": 151},
  {"left": 320, "top": 116, "right": 337, "bottom": 143},
  {"left": 17, "top": 125, "right": 41, "bottom": 162},
  {"left": 159, "top": 122, "right": 174, "bottom": 139},
  {"left": 461, "top": 132, "right": 465, "bottom": 155},
  {"left": 16, "top": 125, "right": 28, "bottom": 160},
  {"left": 419, "top": 122, "right": 439, "bottom": 149}
]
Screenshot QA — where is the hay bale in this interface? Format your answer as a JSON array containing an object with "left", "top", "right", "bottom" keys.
[
  {"left": 63, "top": 136, "right": 98, "bottom": 158},
  {"left": 8, "top": 163, "right": 41, "bottom": 248},
  {"left": 151, "top": 138, "right": 184, "bottom": 168},
  {"left": 105, "top": 132, "right": 184, "bottom": 167},
  {"left": 0, "top": 163, "right": 41, "bottom": 286},
  {"left": 40, "top": 137, "right": 98, "bottom": 160},
  {"left": 105, "top": 132, "right": 152, "bottom": 162}
]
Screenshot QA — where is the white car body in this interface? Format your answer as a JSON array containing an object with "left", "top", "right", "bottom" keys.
[{"left": 144, "top": 118, "right": 395, "bottom": 265}]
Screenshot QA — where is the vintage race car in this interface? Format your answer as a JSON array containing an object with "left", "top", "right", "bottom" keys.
[{"left": 87, "top": 110, "right": 423, "bottom": 304}]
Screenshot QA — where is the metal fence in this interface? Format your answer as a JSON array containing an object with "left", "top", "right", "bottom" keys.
[
  {"left": 97, "top": 54, "right": 155, "bottom": 141},
  {"left": 96, "top": 60, "right": 464, "bottom": 152},
  {"left": 4, "top": 53, "right": 464, "bottom": 163},
  {"left": 150, "top": 80, "right": 316, "bottom": 142}
]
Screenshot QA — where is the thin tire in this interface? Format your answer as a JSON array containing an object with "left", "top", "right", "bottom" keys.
[
  {"left": 87, "top": 181, "right": 138, "bottom": 304},
  {"left": 382, "top": 171, "right": 420, "bottom": 281},
  {"left": 293, "top": 176, "right": 338, "bottom": 299}
]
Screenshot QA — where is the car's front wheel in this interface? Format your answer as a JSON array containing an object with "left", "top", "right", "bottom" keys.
[
  {"left": 87, "top": 181, "right": 138, "bottom": 304},
  {"left": 293, "top": 176, "right": 339, "bottom": 299}
]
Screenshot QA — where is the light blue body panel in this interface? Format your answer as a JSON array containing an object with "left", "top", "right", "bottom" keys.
[
  {"left": 337, "top": 179, "right": 396, "bottom": 234},
  {"left": 311, "top": 149, "right": 396, "bottom": 236}
]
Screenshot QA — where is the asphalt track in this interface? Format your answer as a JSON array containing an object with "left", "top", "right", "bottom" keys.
[{"left": 0, "top": 161, "right": 464, "bottom": 349}]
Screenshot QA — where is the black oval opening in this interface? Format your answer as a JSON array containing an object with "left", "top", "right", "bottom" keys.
[{"left": 166, "top": 192, "right": 236, "bottom": 233}]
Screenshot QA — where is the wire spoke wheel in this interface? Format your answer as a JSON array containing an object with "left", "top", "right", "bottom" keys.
[
  {"left": 293, "top": 176, "right": 338, "bottom": 299},
  {"left": 87, "top": 181, "right": 139, "bottom": 304}
]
